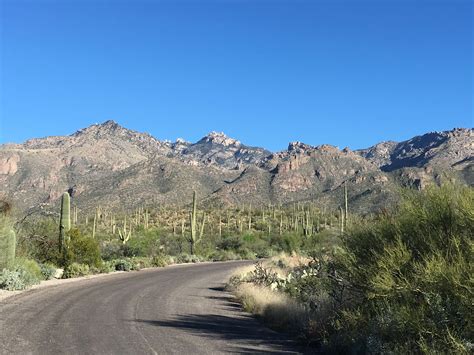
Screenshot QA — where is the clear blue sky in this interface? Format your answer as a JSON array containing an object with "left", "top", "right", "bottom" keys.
[{"left": 1, "top": 0, "right": 472, "bottom": 151}]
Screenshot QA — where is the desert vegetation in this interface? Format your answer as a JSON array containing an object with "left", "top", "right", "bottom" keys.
[
  {"left": 1, "top": 183, "right": 348, "bottom": 290},
  {"left": 1, "top": 182, "right": 472, "bottom": 353},
  {"left": 228, "top": 183, "right": 473, "bottom": 353}
]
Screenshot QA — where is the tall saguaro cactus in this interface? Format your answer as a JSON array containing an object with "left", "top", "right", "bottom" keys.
[
  {"left": 118, "top": 217, "right": 131, "bottom": 244},
  {"left": 190, "top": 191, "right": 197, "bottom": 243},
  {"left": 58, "top": 192, "right": 71, "bottom": 255},
  {"left": 344, "top": 181, "right": 349, "bottom": 222},
  {"left": 189, "top": 191, "right": 205, "bottom": 254},
  {"left": 0, "top": 227, "right": 16, "bottom": 269},
  {"left": 339, "top": 206, "right": 345, "bottom": 235}
]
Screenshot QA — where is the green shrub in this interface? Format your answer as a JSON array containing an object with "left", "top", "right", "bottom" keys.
[
  {"left": 15, "top": 218, "right": 60, "bottom": 265},
  {"left": 176, "top": 253, "right": 201, "bottom": 264},
  {"left": 100, "top": 242, "right": 122, "bottom": 261},
  {"left": 67, "top": 229, "right": 101, "bottom": 267},
  {"left": 127, "top": 230, "right": 162, "bottom": 256},
  {"left": 114, "top": 259, "right": 132, "bottom": 271},
  {"left": 0, "top": 216, "right": 16, "bottom": 270},
  {"left": 14, "top": 257, "right": 43, "bottom": 281},
  {"left": 151, "top": 255, "right": 171, "bottom": 267},
  {"left": 0, "top": 258, "right": 43, "bottom": 290},
  {"left": 39, "top": 262, "right": 57, "bottom": 280},
  {"left": 217, "top": 236, "right": 243, "bottom": 251},
  {"left": 62, "top": 262, "right": 90, "bottom": 279},
  {"left": 322, "top": 183, "right": 474, "bottom": 353},
  {"left": 96, "top": 260, "right": 115, "bottom": 274},
  {"left": 270, "top": 232, "right": 301, "bottom": 253},
  {"left": 0, "top": 269, "right": 27, "bottom": 290},
  {"left": 132, "top": 257, "right": 153, "bottom": 269},
  {"left": 238, "top": 248, "right": 257, "bottom": 260},
  {"left": 113, "top": 258, "right": 140, "bottom": 271}
]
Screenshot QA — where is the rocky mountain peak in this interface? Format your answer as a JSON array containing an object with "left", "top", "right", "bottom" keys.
[
  {"left": 200, "top": 132, "right": 241, "bottom": 147},
  {"left": 287, "top": 141, "right": 314, "bottom": 153},
  {"left": 357, "top": 128, "right": 473, "bottom": 171},
  {"left": 72, "top": 120, "right": 130, "bottom": 137}
]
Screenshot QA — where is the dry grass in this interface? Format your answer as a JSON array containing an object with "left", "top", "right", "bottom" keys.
[
  {"left": 229, "top": 264, "right": 256, "bottom": 279},
  {"left": 270, "top": 252, "right": 311, "bottom": 269},
  {"left": 227, "top": 254, "right": 327, "bottom": 342},
  {"left": 233, "top": 282, "right": 308, "bottom": 334}
]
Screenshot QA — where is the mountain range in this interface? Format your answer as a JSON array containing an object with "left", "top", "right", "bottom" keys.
[{"left": 0, "top": 120, "right": 472, "bottom": 216}]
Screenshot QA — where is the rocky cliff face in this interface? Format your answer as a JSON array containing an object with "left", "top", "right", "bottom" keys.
[
  {"left": 356, "top": 128, "right": 473, "bottom": 190},
  {"left": 0, "top": 121, "right": 472, "bottom": 215},
  {"left": 172, "top": 131, "right": 271, "bottom": 169},
  {"left": 357, "top": 128, "right": 472, "bottom": 170}
]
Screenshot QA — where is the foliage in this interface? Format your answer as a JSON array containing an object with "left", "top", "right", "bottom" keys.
[
  {"left": 96, "top": 260, "right": 116, "bottom": 274},
  {"left": 248, "top": 261, "right": 281, "bottom": 287},
  {"left": 0, "top": 258, "right": 43, "bottom": 290},
  {"left": 0, "top": 216, "right": 16, "bottom": 270},
  {"left": 324, "top": 183, "right": 474, "bottom": 353},
  {"left": 217, "top": 236, "right": 242, "bottom": 251},
  {"left": 127, "top": 230, "right": 162, "bottom": 256},
  {"left": 151, "top": 255, "right": 172, "bottom": 267},
  {"left": 17, "top": 219, "right": 61, "bottom": 264},
  {"left": 176, "top": 253, "right": 201, "bottom": 264},
  {"left": 0, "top": 269, "right": 27, "bottom": 290},
  {"left": 66, "top": 229, "right": 101, "bottom": 267},
  {"left": 62, "top": 262, "right": 90, "bottom": 279},
  {"left": 229, "top": 183, "right": 473, "bottom": 353},
  {"left": 39, "top": 262, "right": 57, "bottom": 280},
  {"left": 113, "top": 258, "right": 140, "bottom": 271}
]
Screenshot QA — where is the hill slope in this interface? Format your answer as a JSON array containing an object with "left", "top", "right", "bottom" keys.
[{"left": 0, "top": 121, "right": 472, "bottom": 215}]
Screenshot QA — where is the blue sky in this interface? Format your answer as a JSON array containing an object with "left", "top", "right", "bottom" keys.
[{"left": 1, "top": 0, "right": 472, "bottom": 151}]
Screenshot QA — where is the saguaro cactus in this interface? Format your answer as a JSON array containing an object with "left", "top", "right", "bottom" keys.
[
  {"left": 344, "top": 181, "right": 349, "bottom": 222},
  {"left": 189, "top": 191, "right": 205, "bottom": 254},
  {"left": 339, "top": 206, "right": 345, "bottom": 235},
  {"left": 190, "top": 191, "right": 197, "bottom": 243},
  {"left": 59, "top": 192, "right": 71, "bottom": 254},
  {"left": 0, "top": 227, "right": 16, "bottom": 269},
  {"left": 248, "top": 204, "right": 252, "bottom": 230},
  {"left": 118, "top": 217, "right": 131, "bottom": 244}
]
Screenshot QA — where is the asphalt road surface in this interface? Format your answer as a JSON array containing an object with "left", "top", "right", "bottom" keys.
[{"left": 0, "top": 261, "right": 301, "bottom": 354}]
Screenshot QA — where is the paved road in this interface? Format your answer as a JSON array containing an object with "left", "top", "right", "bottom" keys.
[{"left": 0, "top": 261, "right": 301, "bottom": 354}]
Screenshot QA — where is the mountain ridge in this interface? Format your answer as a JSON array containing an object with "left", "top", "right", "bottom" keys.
[{"left": 0, "top": 121, "right": 472, "bottom": 215}]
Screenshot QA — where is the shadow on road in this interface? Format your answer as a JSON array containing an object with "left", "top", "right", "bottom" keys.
[
  {"left": 133, "top": 314, "right": 299, "bottom": 354},
  {"left": 131, "top": 285, "right": 304, "bottom": 354}
]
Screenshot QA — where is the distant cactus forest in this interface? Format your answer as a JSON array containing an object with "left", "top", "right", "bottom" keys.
[{"left": 1, "top": 182, "right": 473, "bottom": 353}]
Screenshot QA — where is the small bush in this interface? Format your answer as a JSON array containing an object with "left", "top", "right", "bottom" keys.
[
  {"left": 100, "top": 242, "right": 122, "bottom": 261},
  {"left": 238, "top": 248, "right": 257, "bottom": 260},
  {"left": 132, "top": 256, "right": 154, "bottom": 269},
  {"left": 176, "top": 253, "right": 201, "bottom": 264},
  {"left": 39, "top": 262, "right": 57, "bottom": 280},
  {"left": 217, "top": 236, "right": 242, "bottom": 251},
  {"left": 0, "top": 258, "right": 43, "bottom": 290},
  {"left": 97, "top": 261, "right": 115, "bottom": 274},
  {"left": 62, "top": 262, "right": 90, "bottom": 279},
  {"left": 14, "top": 257, "right": 43, "bottom": 282},
  {"left": 67, "top": 229, "right": 101, "bottom": 267},
  {"left": 0, "top": 269, "right": 27, "bottom": 290},
  {"left": 151, "top": 255, "right": 170, "bottom": 267},
  {"left": 113, "top": 258, "right": 140, "bottom": 271}
]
